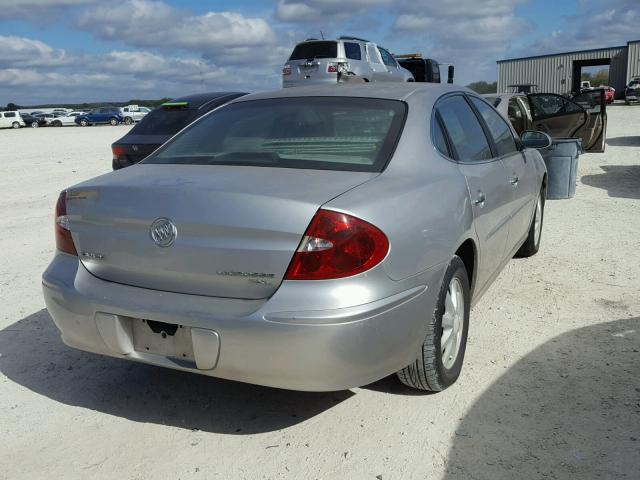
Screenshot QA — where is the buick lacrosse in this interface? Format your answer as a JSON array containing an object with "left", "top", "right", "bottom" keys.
[{"left": 43, "top": 84, "right": 548, "bottom": 392}]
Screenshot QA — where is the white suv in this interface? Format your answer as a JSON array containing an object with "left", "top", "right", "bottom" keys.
[
  {"left": 0, "top": 111, "right": 25, "bottom": 129},
  {"left": 282, "top": 36, "right": 414, "bottom": 88}
]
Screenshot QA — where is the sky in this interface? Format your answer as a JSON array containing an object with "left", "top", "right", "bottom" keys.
[{"left": 0, "top": 0, "right": 638, "bottom": 105}]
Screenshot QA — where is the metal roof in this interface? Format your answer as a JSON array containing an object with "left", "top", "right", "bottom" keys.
[{"left": 497, "top": 44, "right": 628, "bottom": 64}]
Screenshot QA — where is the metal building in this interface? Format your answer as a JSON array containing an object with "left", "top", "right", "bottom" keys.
[{"left": 497, "top": 40, "right": 640, "bottom": 97}]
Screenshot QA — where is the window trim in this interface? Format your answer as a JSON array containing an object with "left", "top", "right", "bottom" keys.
[
  {"left": 466, "top": 94, "right": 522, "bottom": 160},
  {"left": 431, "top": 92, "right": 501, "bottom": 165}
]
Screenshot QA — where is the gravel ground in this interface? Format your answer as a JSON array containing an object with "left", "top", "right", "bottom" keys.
[{"left": 1, "top": 110, "right": 639, "bottom": 480}]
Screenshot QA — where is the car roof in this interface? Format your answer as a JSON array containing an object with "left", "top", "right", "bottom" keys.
[
  {"left": 233, "top": 83, "right": 472, "bottom": 104},
  {"left": 170, "top": 91, "right": 248, "bottom": 109}
]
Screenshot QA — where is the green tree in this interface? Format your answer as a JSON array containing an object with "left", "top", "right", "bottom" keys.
[{"left": 6, "top": 102, "right": 20, "bottom": 111}]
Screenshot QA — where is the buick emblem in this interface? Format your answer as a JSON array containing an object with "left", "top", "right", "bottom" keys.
[{"left": 150, "top": 218, "right": 177, "bottom": 247}]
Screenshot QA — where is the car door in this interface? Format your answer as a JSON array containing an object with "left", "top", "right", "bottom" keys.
[
  {"left": 365, "top": 43, "right": 388, "bottom": 81},
  {"left": 469, "top": 96, "right": 535, "bottom": 253},
  {"left": 435, "top": 95, "right": 512, "bottom": 289},
  {"left": 526, "top": 93, "right": 594, "bottom": 145},
  {"left": 571, "top": 88, "right": 607, "bottom": 152}
]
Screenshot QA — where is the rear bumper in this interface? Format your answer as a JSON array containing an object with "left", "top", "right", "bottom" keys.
[{"left": 42, "top": 253, "right": 442, "bottom": 391}]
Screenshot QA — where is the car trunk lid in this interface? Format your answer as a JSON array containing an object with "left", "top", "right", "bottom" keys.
[{"left": 66, "top": 164, "right": 376, "bottom": 299}]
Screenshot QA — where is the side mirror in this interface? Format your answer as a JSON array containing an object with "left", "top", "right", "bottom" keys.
[{"left": 520, "top": 130, "right": 552, "bottom": 149}]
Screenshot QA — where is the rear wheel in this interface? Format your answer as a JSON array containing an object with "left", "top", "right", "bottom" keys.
[
  {"left": 12, "top": 122, "right": 20, "bottom": 129},
  {"left": 30, "top": 121, "right": 39, "bottom": 128},
  {"left": 80, "top": 119, "right": 89, "bottom": 126},
  {"left": 397, "top": 256, "right": 470, "bottom": 391},
  {"left": 124, "top": 117, "right": 133, "bottom": 125},
  {"left": 516, "top": 187, "right": 545, "bottom": 257},
  {"left": 52, "top": 120, "right": 62, "bottom": 127},
  {"left": 109, "top": 117, "right": 119, "bottom": 126}
]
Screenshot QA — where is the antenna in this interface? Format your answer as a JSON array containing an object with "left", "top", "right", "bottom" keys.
[{"left": 320, "top": 30, "right": 325, "bottom": 40}]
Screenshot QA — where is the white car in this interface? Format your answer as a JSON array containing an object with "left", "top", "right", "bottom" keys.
[
  {"left": 0, "top": 111, "right": 25, "bottom": 129},
  {"left": 49, "top": 112, "right": 87, "bottom": 127},
  {"left": 120, "top": 105, "right": 151, "bottom": 125}
]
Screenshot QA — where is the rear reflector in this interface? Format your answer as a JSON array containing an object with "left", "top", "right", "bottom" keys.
[
  {"left": 285, "top": 209, "right": 389, "bottom": 280},
  {"left": 112, "top": 145, "right": 124, "bottom": 160},
  {"left": 55, "top": 191, "right": 77, "bottom": 256},
  {"left": 327, "top": 64, "right": 338, "bottom": 73}
]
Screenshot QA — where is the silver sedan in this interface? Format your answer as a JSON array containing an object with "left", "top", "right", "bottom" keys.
[{"left": 42, "top": 83, "right": 548, "bottom": 392}]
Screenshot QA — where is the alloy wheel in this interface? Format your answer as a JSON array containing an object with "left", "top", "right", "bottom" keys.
[{"left": 441, "top": 277, "right": 464, "bottom": 369}]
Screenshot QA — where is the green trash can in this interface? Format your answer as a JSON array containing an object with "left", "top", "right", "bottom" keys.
[{"left": 539, "top": 138, "right": 583, "bottom": 199}]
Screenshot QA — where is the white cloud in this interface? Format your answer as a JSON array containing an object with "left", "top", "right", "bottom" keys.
[
  {"left": 276, "top": 0, "right": 391, "bottom": 21},
  {"left": 521, "top": 0, "right": 639, "bottom": 56},
  {"left": 392, "top": 0, "right": 531, "bottom": 82},
  {"left": 0, "top": 0, "right": 98, "bottom": 20},
  {"left": 77, "top": 0, "right": 276, "bottom": 56},
  {"left": 0, "top": 36, "right": 75, "bottom": 68}
]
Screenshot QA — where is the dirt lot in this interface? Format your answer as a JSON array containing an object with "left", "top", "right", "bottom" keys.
[{"left": 1, "top": 110, "right": 639, "bottom": 480}]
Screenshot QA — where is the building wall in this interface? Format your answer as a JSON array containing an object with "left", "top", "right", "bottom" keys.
[
  {"left": 627, "top": 40, "right": 640, "bottom": 82},
  {"left": 498, "top": 46, "right": 628, "bottom": 95}
]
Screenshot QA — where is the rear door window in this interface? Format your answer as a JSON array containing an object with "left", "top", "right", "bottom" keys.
[
  {"left": 344, "top": 42, "right": 362, "bottom": 60},
  {"left": 378, "top": 47, "right": 397, "bottom": 68},
  {"left": 469, "top": 97, "right": 518, "bottom": 157},
  {"left": 366, "top": 44, "right": 382, "bottom": 63},
  {"left": 528, "top": 94, "right": 583, "bottom": 118},
  {"left": 436, "top": 96, "right": 493, "bottom": 163},
  {"left": 289, "top": 41, "right": 337, "bottom": 60},
  {"left": 5, "top": 112, "right": 16, "bottom": 118}
]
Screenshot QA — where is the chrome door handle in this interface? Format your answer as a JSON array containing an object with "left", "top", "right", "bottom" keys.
[
  {"left": 510, "top": 176, "right": 519, "bottom": 186},
  {"left": 473, "top": 192, "right": 486, "bottom": 208}
]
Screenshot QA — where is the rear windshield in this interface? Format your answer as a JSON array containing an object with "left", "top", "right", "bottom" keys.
[
  {"left": 289, "top": 41, "right": 338, "bottom": 60},
  {"left": 129, "top": 108, "right": 198, "bottom": 135},
  {"left": 144, "top": 97, "right": 407, "bottom": 172}
]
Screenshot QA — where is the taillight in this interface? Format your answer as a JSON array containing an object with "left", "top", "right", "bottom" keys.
[
  {"left": 327, "top": 64, "right": 338, "bottom": 73},
  {"left": 285, "top": 209, "right": 389, "bottom": 280},
  {"left": 112, "top": 145, "right": 124, "bottom": 160},
  {"left": 55, "top": 191, "right": 77, "bottom": 256},
  {"left": 282, "top": 66, "right": 291, "bottom": 76}
]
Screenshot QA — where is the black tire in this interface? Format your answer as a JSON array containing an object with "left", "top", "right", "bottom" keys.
[
  {"left": 80, "top": 119, "right": 89, "bottom": 126},
  {"left": 124, "top": 117, "right": 133, "bottom": 125},
  {"left": 109, "top": 117, "right": 119, "bottom": 126},
  {"left": 397, "top": 256, "right": 470, "bottom": 391},
  {"left": 31, "top": 121, "right": 39, "bottom": 128},
  {"left": 52, "top": 120, "right": 62, "bottom": 127},
  {"left": 12, "top": 122, "right": 20, "bottom": 129},
  {"left": 516, "top": 186, "right": 545, "bottom": 258}
]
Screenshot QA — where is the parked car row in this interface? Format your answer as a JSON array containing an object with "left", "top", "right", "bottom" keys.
[{"left": 0, "top": 105, "right": 150, "bottom": 129}]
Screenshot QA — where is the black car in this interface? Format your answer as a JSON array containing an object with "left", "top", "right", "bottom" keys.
[
  {"left": 111, "top": 91, "right": 248, "bottom": 170},
  {"left": 20, "top": 113, "right": 48, "bottom": 128}
]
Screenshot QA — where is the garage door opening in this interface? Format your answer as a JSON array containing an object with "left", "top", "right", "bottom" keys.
[{"left": 572, "top": 59, "right": 611, "bottom": 94}]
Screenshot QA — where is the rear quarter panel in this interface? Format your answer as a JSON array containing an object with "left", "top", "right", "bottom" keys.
[{"left": 324, "top": 91, "right": 476, "bottom": 281}]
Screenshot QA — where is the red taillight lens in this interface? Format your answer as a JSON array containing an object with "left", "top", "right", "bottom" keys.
[
  {"left": 327, "top": 64, "right": 338, "bottom": 73},
  {"left": 282, "top": 66, "right": 291, "bottom": 76},
  {"left": 55, "top": 191, "right": 77, "bottom": 256},
  {"left": 285, "top": 209, "right": 389, "bottom": 280},
  {"left": 112, "top": 145, "right": 124, "bottom": 160}
]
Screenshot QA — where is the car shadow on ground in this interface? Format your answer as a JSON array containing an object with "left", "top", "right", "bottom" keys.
[
  {"left": 0, "top": 309, "right": 353, "bottom": 434},
  {"left": 606, "top": 136, "right": 640, "bottom": 147},
  {"left": 442, "top": 316, "right": 640, "bottom": 479},
  {"left": 581, "top": 165, "right": 640, "bottom": 200}
]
